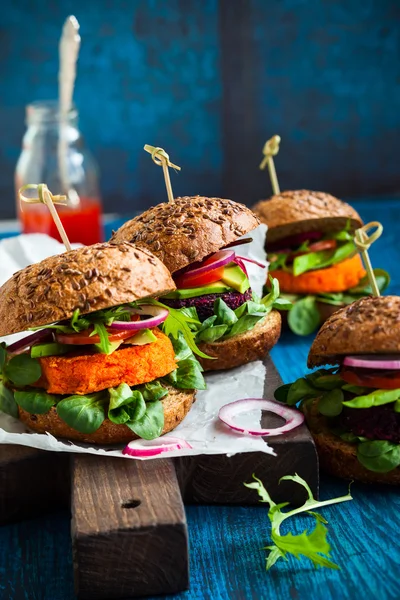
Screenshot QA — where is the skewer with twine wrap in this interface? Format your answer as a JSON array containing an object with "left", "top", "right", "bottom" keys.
[
  {"left": 354, "top": 221, "right": 383, "bottom": 297},
  {"left": 259, "top": 135, "right": 281, "bottom": 196},
  {"left": 19, "top": 184, "right": 72, "bottom": 252},
  {"left": 144, "top": 145, "right": 181, "bottom": 203}
]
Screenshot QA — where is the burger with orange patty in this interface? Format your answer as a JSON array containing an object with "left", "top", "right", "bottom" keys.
[
  {"left": 253, "top": 190, "right": 390, "bottom": 335},
  {"left": 275, "top": 296, "right": 400, "bottom": 484},
  {"left": 0, "top": 242, "right": 205, "bottom": 444},
  {"left": 111, "top": 196, "right": 290, "bottom": 371}
]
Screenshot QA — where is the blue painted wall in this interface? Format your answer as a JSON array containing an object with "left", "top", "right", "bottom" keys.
[{"left": 0, "top": 0, "right": 399, "bottom": 219}]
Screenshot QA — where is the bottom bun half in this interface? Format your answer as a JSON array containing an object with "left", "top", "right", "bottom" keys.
[
  {"left": 304, "top": 398, "right": 400, "bottom": 485},
  {"left": 18, "top": 385, "right": 195, "bottom": 445},
  {"left": 198, "top": 310, "right": 281, "bottom": 371}
]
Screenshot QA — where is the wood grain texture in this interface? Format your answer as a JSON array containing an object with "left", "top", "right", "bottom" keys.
[{"left": 71, "top": 455, "right": 188, "bottom": 599}]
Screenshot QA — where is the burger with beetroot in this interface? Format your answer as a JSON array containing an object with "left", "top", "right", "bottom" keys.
[
  {"left": 253, "top": 190, "right": 390, "bottom": 335},
  {"left": 0, "top": 242, "right": 206, "bottom": 444},
  {"left": 111, "top": 195, "right": 290, "bottom": 370},
  {"left": 276, "top": 295, "right": 400, "bottom": 484}
]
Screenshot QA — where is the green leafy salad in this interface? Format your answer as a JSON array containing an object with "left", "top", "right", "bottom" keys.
[
  {"left": 268, "top": 223, "right": 390, "bottom": 335},
  {"left": 0, "top": 302, "right": 207, "bottom": 440},
  {"left": 245, "top": 473, "right": 352, "bottom": 570},
  {"left": 276, "top": 368, "right": 400, "bottom": 473}
]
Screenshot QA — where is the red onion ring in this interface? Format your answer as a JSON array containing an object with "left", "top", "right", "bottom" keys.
[
  {"left": 180, "top": 250, "right": 235, "bottom": 279},
  {"left": 237, "top": 255, "right": 266, "bottom": 268},
  {"left": 108, "top": 305, "right": 169, "bottom": 331},
  {"left": 122, "top": 436, "right": 192, "bottom": 457},
  {"left": 343, "top": 355, "right": 400, "bottom": 370},
  {"left": 218, "top": 398, "right": 304, "bottom": 436},
  {"left": 233, "top": 256, "right": 248, "bottom": 276},
  {"left": 6, "top": 329, "right": 53, "bottom": 355}
]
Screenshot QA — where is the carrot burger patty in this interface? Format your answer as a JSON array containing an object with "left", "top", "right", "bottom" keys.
[{"left": 34, "top": 329, "right": 177, "bottom": 395}]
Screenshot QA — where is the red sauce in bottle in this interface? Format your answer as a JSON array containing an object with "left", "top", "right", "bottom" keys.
[{"left": 19, "top": 197, "right": 103, "bottom": 245}]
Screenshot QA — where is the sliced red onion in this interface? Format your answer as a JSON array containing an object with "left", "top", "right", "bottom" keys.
[
  {"left": 237, "top": 255, "right": 266, "bottom": 268},
  {"left": 181, "top": 250, "right": 235, "bottom": 279},
  {"left": 108, "top": 305, "right": 168, "bottom": 331},
  {"left": 223, "top": 237, "right": 253, "bottom": 249},
  {"left": 6, "top": 328, "right": 53, "bottom": 355},
  {"left": 233, "top": 256, "right": 248, "bottom": 276},
  {"left": 343, "top": 355, "right": 400, "bottom": 370},
  {"left": 122, "top": 436, "right": 192, "bottom": 457},
  {"left": 218, "top": 398, "right": 304, "bottom": 436}
]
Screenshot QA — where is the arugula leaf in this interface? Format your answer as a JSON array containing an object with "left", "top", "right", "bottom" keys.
[
  {"left": 0, "top": 382, "right": 18, "bottom": 418},
  {"left": 92, "top": 322, "right": 113, "bottom": 355},
  {"left": 125, "top": 400, "right": 164, "bottom": 440},
  {"left": 288, "top": 296, "right": 320, "bottom": 336},
  {"left": 357, "top": 441, "right": 400, "bottom": 473},
  {"left": 244, "top": 473, "right": 352, "bottom": 570},
  {"left": 146, "top": 299, "right": 213, "bottom": 360},
  {"left": 14, "top": 390, "right": 56, "bottom": 414},
  {"left": 57, "top": 393, "right": 107, "bottom": 434},
  {"left": 4, "top": 355, "right": 42, "bottom": 386}
]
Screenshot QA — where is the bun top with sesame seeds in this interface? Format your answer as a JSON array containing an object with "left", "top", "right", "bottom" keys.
[
  {"left": 252, "top": 190, "right": 363, "bottom": 244},
  {"left": 307, "top": 296, "right": 400, "bottom": 368},
  {"left": 110, "top": 196, "right": 260, "bottom": 273},
  {"left": 0, "top": 242, "right": 175, "bottom": 336}
]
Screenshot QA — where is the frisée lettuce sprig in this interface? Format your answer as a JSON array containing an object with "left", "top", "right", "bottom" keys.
[{"left": 244, "top": 473, "right": 352, "bottom": 570}]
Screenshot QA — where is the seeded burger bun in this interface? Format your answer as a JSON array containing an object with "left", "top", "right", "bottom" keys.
[
  {"left": 305, "top": 296, "right": 400, "bottom": 484},
  {"left": 0, "top": 242, "right": 196, "bottom": 444},
  {"left": 253, "top": 190, "right": 363, "bottom": 244},
  {"left": 111, "top": 196, "right": 282, "bottom": 371},
  {"left": 111, "top": 195, "right": 260, "bottom": 273},
  {"left": 0, "top": 241, "right": 175, "bottom": 336},
  {"left": 18, "top": 384, "right": 194, "bottom": 445}
]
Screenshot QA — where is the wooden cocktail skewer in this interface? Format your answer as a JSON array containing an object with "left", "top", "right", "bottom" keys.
[
  {"left": 259, "top": 135, "right": 281, "bottom": 195},
  {"left": 19, "top": 184, "right": 72, "bottom": 251},
  {"left": 144, "top": 145, "right": 181, "bottom": 203},
  {"left": 354, "top": 222, "right": 383, "bottom": 297}
]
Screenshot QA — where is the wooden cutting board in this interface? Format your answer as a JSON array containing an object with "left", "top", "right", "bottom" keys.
[{"left": 0, "top": 355, "right": 318, "bottom": 599}]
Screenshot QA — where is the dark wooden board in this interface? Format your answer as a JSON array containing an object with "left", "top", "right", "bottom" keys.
[{"left": 71, "top": 455, "right": 188, "bottom": 599}]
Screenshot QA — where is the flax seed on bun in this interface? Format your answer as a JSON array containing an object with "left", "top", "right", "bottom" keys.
[
  {"left": 308, "top": 296, "right": 400, "bottom": 368},
  {"left": 253, "top": 190, "right": 363, "bottom": 244},
  {"left": 0, "top": 242, "right": 175, "bottom": 336},
  {"left": 110, "top": 196, "right": 260, "bottom": 273},
  {"left": 18, "top": 385, "right": 195, "bottom": 445}
]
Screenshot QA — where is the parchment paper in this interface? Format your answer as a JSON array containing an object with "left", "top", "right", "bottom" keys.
[{"left": 0, "top": 227, "right": 276, "bottom": 460}]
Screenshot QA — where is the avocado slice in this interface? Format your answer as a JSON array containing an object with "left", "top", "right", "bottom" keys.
[
  {"left": 31, "top": 342, "right": 70, "bottom": 358},
  {"left": 164, "top": 281, "right": 233, "bottom": 300},
  {"left": 125, "top": 329, "right": 157, "bottom": 345},
  {"left": 221, "top": 265, "right": 250, "bottom": 294}
]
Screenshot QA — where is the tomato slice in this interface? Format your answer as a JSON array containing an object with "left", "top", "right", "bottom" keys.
[
  {"left": 175, "top": 266, "right": 224, "bottom": 289},
  {"left": 56, "top": 327, "right": 135, "bottom": 345},
  {"left": 341, "top": 368, "right": 400, "bottom": 390}
]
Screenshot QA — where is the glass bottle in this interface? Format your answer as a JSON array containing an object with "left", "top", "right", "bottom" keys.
[{"left": 15, "top": 100, "right": 103, "bottom": 245}]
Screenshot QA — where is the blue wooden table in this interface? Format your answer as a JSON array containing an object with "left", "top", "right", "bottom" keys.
[{"left": 1, "top": 199, "right": 399, "bottom": 600}]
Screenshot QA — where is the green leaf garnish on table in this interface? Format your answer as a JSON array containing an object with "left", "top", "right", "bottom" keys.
[{"left": 244, "top": 473, "right": 352, "bottom": 570}]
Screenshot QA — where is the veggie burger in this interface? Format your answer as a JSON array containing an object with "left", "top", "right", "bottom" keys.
[
  {"left": 0, "top": 242, "right": 205, "bottom": 444},
  {"left": 253, "top": 190, "right": 389, "bottom": 335},
  {"left": 111, "top": 196, "right": 289, "bottom": 371},
  {"left": 277, "top": 296, "right": 400, "bottom": 484}
]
